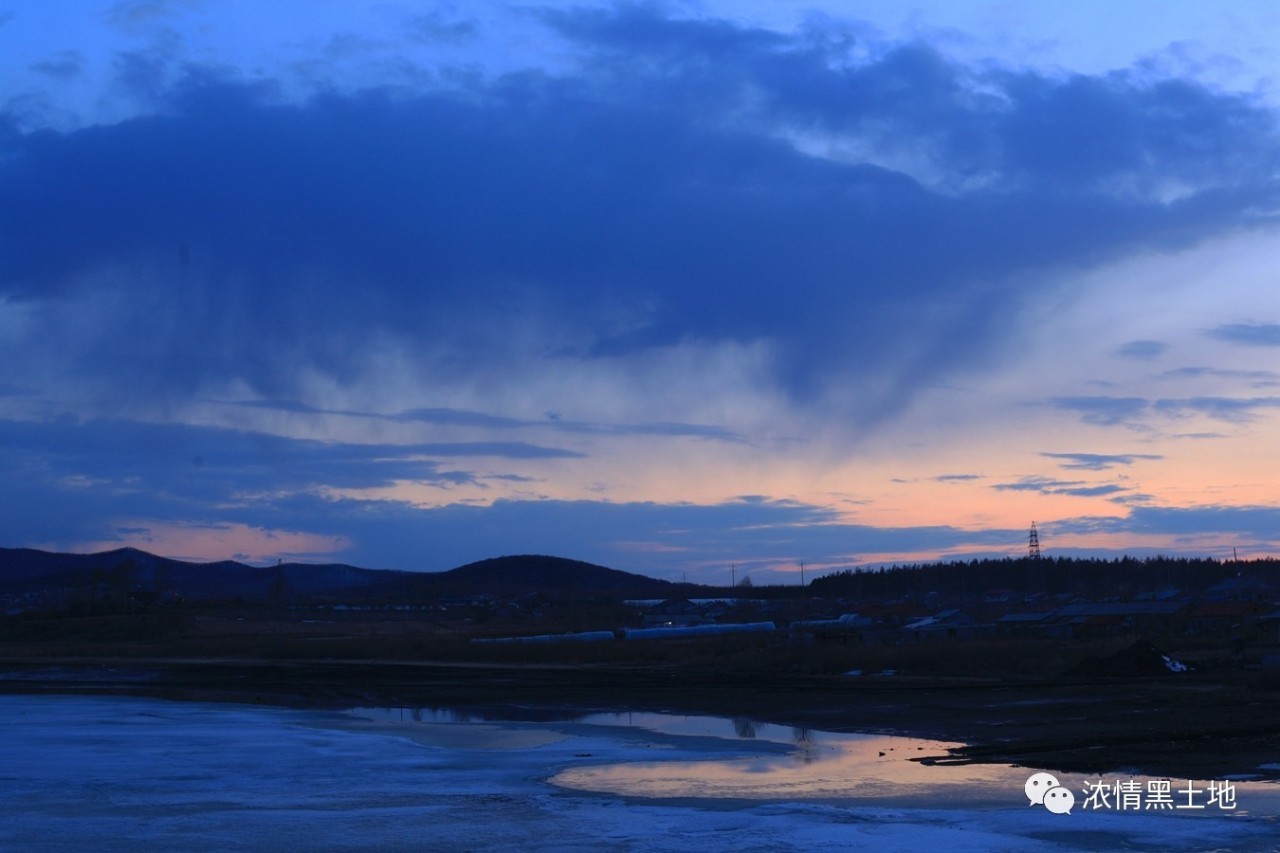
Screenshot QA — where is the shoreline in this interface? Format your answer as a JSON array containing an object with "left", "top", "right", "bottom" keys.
[{"left": 3, "top": 656, "right": 1280, "bottom": 781}]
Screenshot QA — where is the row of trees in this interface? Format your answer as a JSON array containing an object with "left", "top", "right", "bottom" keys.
[{"left": 808, "top": 555, "right": 1275, "bottom": 600}]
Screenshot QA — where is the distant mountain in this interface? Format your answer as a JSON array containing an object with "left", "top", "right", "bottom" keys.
[
  {"left": 0, "top": 546, "right": 396, "bottom": 602},
  {"left": 0, "top": 547, "right": 675, "bottom": 605}
]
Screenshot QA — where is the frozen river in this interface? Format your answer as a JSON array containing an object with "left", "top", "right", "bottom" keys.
[{"left": 1, "top": 694, "right": 1276, "bottom": 851}]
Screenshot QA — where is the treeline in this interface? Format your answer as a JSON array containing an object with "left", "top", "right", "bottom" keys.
[{"left": 808, "top": 556, "right": 1280, "bottom": 600}]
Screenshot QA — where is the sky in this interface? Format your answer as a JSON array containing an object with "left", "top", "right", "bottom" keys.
[{"left": 1, "top": 1, "right": 1279, "bottom": 583}]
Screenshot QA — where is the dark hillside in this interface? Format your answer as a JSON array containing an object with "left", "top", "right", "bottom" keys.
[
  {"left": 0, "top": 547, "right": 397, "bottom": 603},
  {"left": 428, "top": 554, "right": 676, "bottom": 598},
  {"left": 0, "top": 547, "right": 677, "bottom": 605}
]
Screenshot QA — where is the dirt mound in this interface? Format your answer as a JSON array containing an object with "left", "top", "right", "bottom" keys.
[{"left": 1068, "top": 639, "right": 1191, "bottom": 677}]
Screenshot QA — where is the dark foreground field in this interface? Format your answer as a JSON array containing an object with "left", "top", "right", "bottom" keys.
[{"left": 3, "top": 653, "right": 1279, "bottom": 782}]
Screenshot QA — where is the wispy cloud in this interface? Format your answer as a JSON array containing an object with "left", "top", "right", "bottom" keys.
[
  {"left": 1041, "top": 452, "right": 1163, "bottom": 470},
  {"left": 30, "top": 51, "right": 85, "bottom": 80},
  {"left": 1054, "top": 504, "right": 1280, "bottom": 549},
  {"left": 105, "top": 0, "right": 196, "bottom": 32},
  {"left": 1207, "top": 322, "right": 1280, "bottom": 347},
  {"left": 404, "top": 11, "right": 477, "bottom": 45},
  {"left": 1048, "top": 397, "right": 1150, "bottom": 427},
  {"left": 1154, "top": 396, "right": 1280, "bottom": 423},
  {"left": 1159, "top": 366, "right": 1280, "bottom": 388},
  {"left": 1115, "top": 340, "right": 1167, "bottom": 360},
  {"left": 0, "top": 416, "right": 574, "bottom": 514},
  {"left": 992, "top": 475, "right": 1128, "bottom": 498},
  {"left": 215, "top": 400, "right": 747, "bottom": 443}
]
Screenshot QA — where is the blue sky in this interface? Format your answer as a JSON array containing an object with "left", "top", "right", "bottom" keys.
[{"left": 2, "top": 1, "right": 1279, "bottom": 582}]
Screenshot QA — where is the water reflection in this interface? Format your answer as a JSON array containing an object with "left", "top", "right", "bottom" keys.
[
  {"left": 339, "top": 706, "right": 1280, "bottom": 814},
  {"left": 792, "top": 728, "right": 819, "bottom": 764},
  {"left": 552, "top": 723, "right": 1000, "bottom": 803},
  {"left": 576, "top": 711, "right": 815, "bottom": 745}
]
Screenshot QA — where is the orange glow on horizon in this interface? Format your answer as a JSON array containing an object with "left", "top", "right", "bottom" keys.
[{"left": 61, "top": 522, "right": 352, "bottom": 565}]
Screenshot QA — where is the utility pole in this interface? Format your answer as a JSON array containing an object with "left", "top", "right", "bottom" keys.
[{"left": 800, "top": 561, "right": 805, "bottom": 587}]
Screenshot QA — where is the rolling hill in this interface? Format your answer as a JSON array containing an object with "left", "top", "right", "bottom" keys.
[{"left": 0, "top": 546, "right": 676, "bottom": 605}]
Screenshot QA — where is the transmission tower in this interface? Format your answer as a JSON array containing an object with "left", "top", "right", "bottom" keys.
[{"left": 1028, "top": 521, "right": 1042, "bottom": 560}]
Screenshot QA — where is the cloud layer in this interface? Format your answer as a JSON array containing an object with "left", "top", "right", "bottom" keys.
[
  {"left": 5, "top": 7, "right": 1278, "bottom": 418},
  {"left": 1, "top": 4, "right": 1279, "bottom": 575}
]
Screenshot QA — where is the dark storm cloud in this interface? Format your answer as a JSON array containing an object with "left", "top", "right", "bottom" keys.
[
  {"left": 1041, "top": 451, "right": 1163, "bottom": 470},
  {"left": 1207, "top": 322, "right": 1280, "bottom": 347},
  {"left": 5, "top": 5, "right": 1280, "bottom": 574},
  {"left": 2, "top": 6, "right": 1278, "bottom": 419},
  {"left": 544, "top": 6, "right": 1278, "bottom": 191},
  {"left": 0, "top": 414, "right": 604, "bottom": 558},
  {"left": 0, "top": 417, "right": 573, "bottom": 515}
]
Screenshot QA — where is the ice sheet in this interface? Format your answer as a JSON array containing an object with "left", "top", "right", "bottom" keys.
[{"left": 1, "top": 694, "right": 1274, "bottom": 851}]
